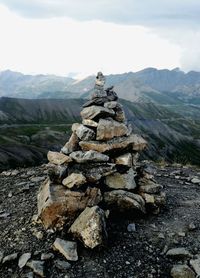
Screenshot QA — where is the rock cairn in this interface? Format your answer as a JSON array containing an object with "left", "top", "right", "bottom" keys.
[{"left": 37, "top": 72, "right": 166, "bottom": 251}]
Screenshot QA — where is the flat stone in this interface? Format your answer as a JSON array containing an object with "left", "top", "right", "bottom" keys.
[
  {"left": 190, "top": 258, "right": 200, "bottom": 276},
  {"left": 61, "top": 132, "right": 79, "bottom": 155},
  {"left": 2, "top": 253, "right": 18, "bottom": 264},
  {"left": 76, "top": 124, "right": 95, "bottom": 141},
  {"left": 71, "top": 123, "right": 81, "bottom": 132},
  {"left": 105, "top": 168, "right": 137, "bottom": 190},
  {"left": 30, "top": 177, "right": 45, "bottom": 183},
  {"left": 127, "top": 223, "right": 136, "bottom": 232},
  {"left": 105, "top": 87, "right": 118, "bottom": 101},
  {"left": 166, "top": 248, "right": 192, "bottom": 259},
  {"left": 68, "top": 163, "right": 116, "bottom": 182},
  {"left": 81, "top": 105, "right": 115, "bottom": 120},
  {"left": 53, "top": 238, "right": 78, "bottom": 261},
  {"left": 54, "top": 259, "right": 71, "bottom": 270},
  {"left": 69, "top": 150, "right": 109, "bottom": 163},
  {"left": 82, "top": 119, "right": 98, "bottom": 127},
  {"left": 82, "top": 97, "right": 109, "bottom": 108},
  {"left": 26, "top": 260, "right": 45, "bottom": 277},
  {"left": 96, "top": 119, "right": 128, "bottom": 141},
  {"left": 104, "top": 101, "right": 118, "bottom": 109},
  {"left": 62, "top": 173, "right": 86, "bottom": 189},
  {"left": 115, "top": 153, "right": 133, "bottom": 167},
  {"left": 114, "top": 104, "right": 126, "bottom": 122},
  {"left": 37, "top": 178, "right": 102, "bottom": 229},
  {"left": 79, "top": 134, "right": 147, "bottom": 153},
  {"left": 191, "top": 177, "right": 200, "bottom": 184},
  {"left": 171, "top": 265, "right": 195, "bottom": 278},
  {"left": 104, "top": 190, "right": 146, "bottom": 213},
  {"left": 69, "top": 206, "right": 107, "bottom": 249},
  {"left": 47, "top": 151, "right": 72, "bottom": 165},
  {"left": 47, "top": 164, "right": 67, "bottom": 183},
  {"left": 139, "top": 183, "right": 162, "bottom": 194},
  {"left": 18, "top": 253, "right": 31, "bottom": 268}
]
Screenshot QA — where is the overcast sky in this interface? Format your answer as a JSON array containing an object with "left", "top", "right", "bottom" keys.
[{"left": 0, "top": 0, "right": 199, "bottom": 77}]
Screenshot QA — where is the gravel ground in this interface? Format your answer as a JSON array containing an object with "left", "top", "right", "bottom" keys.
[{"left": 0, "top": 163, "right": 200, "bottom": 278}]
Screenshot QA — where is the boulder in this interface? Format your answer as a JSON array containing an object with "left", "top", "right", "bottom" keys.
[
  {"left": 69, "top": 206, "right": 107, "bottom": 249},
  {"left": 47, "top": 151, "right": 72, "bottom": 165},
  {"left": 171, "top": 265, "right": 195, "bottom": 278},
  {"left": 104, "top": 101, "right": 118, "bottom": 109},
  {"left": 79, "top": 134, "right": 147, "bottom": 153},
  {"left": 37, "top": 178, "right": 102, "bottom": 229},
  {"left": 81, "top": 105, "right": 115, "bottom": 120},
  {"left": 61, "top": 132, "right": 79, "bottom": 155},
  {"left": 105, "top": 168, "right": 137, "bottom": 190},
  {"left": 104, "top": 190, "right": 146, "bottom": 213},
  {"left": 76, "top": 124, "right": 96, "bottom": 141},
  {"left": 82, "top": 119, "right": 98, "bottom": 127},
  {"left": 115, "top": 153, "right": 133, "bottom": 167},
  {"left": 68, "top": 163, "right": 116, "bottom": 182},
  {"left": 62, "top": 173, "right": 86, "bottom": 189},
  {"left": 69, "top": 150, "right": 109, "bottom": 163},
  {"left": 96, "top": 118, "right": 129, "bottom": 140},
  {"left": 53, "top": 238, "right": 78, "bottom": 261}
]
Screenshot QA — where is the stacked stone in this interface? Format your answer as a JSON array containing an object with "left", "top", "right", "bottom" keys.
[{"left": 37, "top": 72, "right": 165, "bottom": 249}]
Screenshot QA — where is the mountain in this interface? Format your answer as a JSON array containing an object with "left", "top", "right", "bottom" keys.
[
  {"left": 1, "top": 68, "right": 200, "bottom": 104},
  {"left": 0, "top": 97, "right": 199, "bottom": 170}
]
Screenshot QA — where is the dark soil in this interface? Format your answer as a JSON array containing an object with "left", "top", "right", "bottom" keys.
[{"left": 0, "top": 163, "right": 200, "bottom": 278}]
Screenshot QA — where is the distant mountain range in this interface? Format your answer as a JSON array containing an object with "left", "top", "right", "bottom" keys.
[{"left": 1, "top": 68, "right": 200, "bottom": 104}]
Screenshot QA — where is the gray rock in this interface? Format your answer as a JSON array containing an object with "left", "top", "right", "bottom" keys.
[
  {"left": 127, "top": 223, "right": 136, "bottom": 232},
  {"left": 104, "top": 190, "right": 146, "bottom": 213},
  {"left": 69, "top": 206, "right": 107, "bottom": 249},
  {"left": 41, "top": 253, "right": 54, "bottom": 260},
  {"left": 61, "top": 132, "right": 79, "bottom": 155},
  {"left": 53, "top": 238, "right": 78, "bottom": 261},
  {"left": 105, "top": 168, "right": 137, "bottom": 190},
  {"left": 0, "top": 251, "right": 4, "bottom": 263},
  {"left": 71, "top": 123, "right": 81, "bottom": 132},
  {"left": 69, "top": 150, "right": 109, "bottom": 163},
  {"left": 68, "top": 162, "right": 116, "bottom": 182},
  {"left": 25, "top": 272, "right": 34, "bottom": 278},
  {"left": 104, "top": 101, "right": 118, "bottom": 109},
  {"left": 115, "top": 153, "right": 133, "bottom": 167},
  {"left": 171, "top": 264, "right": 195, "bottom": 278},
  {"left": 96, "top": 118, "right": 129, "bottom": 140},
  {"left": 81, "top": 105, "right": 115, "bottom": 120},
  {"left": 190, "top": 258, "right": 200, "bottom": 276},
  {"left": 30, "top": 177, "right": 45, "bottom": 183},
  {"left": 82, "top": 97, "right": 109, "bottom": 108},
  {"left": 139, "top": 183, "right": 162, "bottom": 194},
  {"left": 191, "top": 177, "right": 200, "bottom": 184},
  {"left": 18, "top": 253, "right": 31, "bottom": 268},
  {"left": 54, "top": 259, "right": 71, "bottom": 270},
  {"left": 166, "top": 248, "right": 192, "bottom": 259},
  {"left": 26, "top": 260, "right": 45, "bottom": 277},
  {"left": 76, "top": 124, "right": 96, "bottom": 141},
  {"left": 105, "top": 87, "right": 118, "bottom": 101},
  {"left": 2, "top": 253, "right": 18, "bottom": 264}
]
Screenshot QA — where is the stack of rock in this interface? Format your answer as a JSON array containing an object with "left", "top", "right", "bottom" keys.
[{"left": 37, "top": 72, "right": 165, "bottom": 250}]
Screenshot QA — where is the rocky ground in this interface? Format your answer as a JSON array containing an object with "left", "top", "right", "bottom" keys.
[{"left": 0, "top": 162, "right": 200, "bottom": 278}]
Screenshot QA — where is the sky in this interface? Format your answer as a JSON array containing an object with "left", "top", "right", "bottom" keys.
[{"left": 0, "top": 0, "right": 199, "bottom": 77}]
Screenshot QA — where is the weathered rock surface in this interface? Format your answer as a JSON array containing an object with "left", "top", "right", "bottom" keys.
[
  {"left": 115, "top": 153, "right": 133, "bottom": 167},
  {"left": 171, "top": 265, "right": 195, "bottom": 278},
  {"left": 190, "top": 258, "right": 200, "bottom": 276},
  {"left": 76, "top": 124, "right": 96, "bottom": 141},
  {"left": 96, "top": 118, "right": 128, "bottom": 140},
  {"left": 18, "top": 252, "right": 31, "bottom": 268},
  {"left": 104, "top": 101, "right": 118, "bottom": 109},
  {"left": 62, "top": 173, "right": 86, "bottom": 189},
  {"left": 82, "top": 119, "right": 98, "bottom": 127},
  {"left": 69, "top": 150, "right": 109, "bottom": 163},
  {"left": 114, "top": 104, "right": 126, "bottom": 122},
  {"left": 104, "top": 190, "right": 146, "bottom": 213},
  {"left": 166, "top": 248, "right": 192, "bottom": 259},
  {"left": 81, "top": 105, "right": 115, "bottom": 120},
  {"left": 79, "top": 134, "right": 147, "bottom": 153},
  {"left": 53, "top": 238, "right": 78, "bottom": 261},
  {"left": 47, "top": 151, "right": 72, "bottom": 165},
  {"left": 82, "top": 97, "right": 109, "bottom": 108},
  {"left": 37, "top": 178, "right": 102, "bottom": 229},
  {"left": 139, "top": 183, "right": 162, "bottom": 194},
  {"left": 68, "top": 163, "right": 116, "bottom": 182},
  {"left": 69, "top": 206, "right": 107, "bottom": 249},
  {"left": 105, "top": 168, "right": 137, "bottom": 190},
  {"left": 61, "top": 132, "right": 79, "bottom": 155},
  {"left": 26, "top": 260, "right": 45, "bottom": 277},
  {"left": 2, "top": 253, "right": 18, "bottom": 264}
]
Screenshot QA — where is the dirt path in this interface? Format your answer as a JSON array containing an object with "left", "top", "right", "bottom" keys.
[{"left": 0, "top": 163, "right": 200, "bottom": 277}]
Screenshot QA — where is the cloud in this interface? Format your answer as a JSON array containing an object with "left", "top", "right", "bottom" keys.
[{"left": 1, "top": 0, "right": 200, "bottom": 28}]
